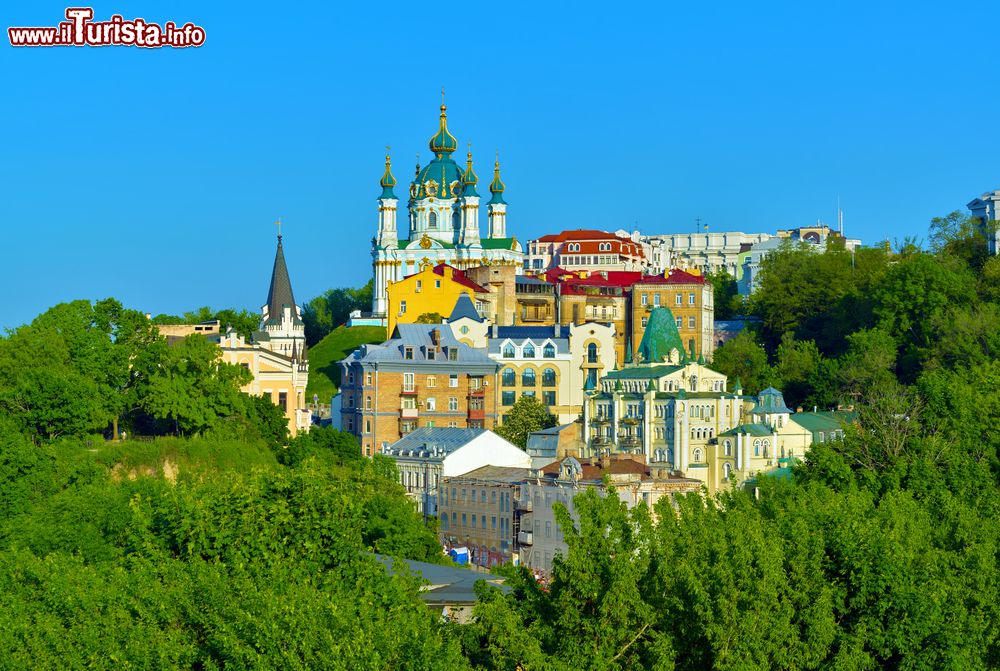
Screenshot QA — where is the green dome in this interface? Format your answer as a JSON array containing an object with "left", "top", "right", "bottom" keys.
[
  {"left": 488, "top": 158, "right": 506, "bottom": 205},
  {"left": 378, "top": 152, "right": 397, "bottom": 199},
  {"left": 412, "top": 156, "right": 464, "bottom": 200},
  {"left": 429, "top": 104, "right": 458, "bottom": 155},
  {"left": 637, "top": 308, "right": 684, "bottom": 364}
]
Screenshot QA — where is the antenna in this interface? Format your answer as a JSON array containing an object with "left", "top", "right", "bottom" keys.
[{"left": 837, "top": 195, "right": 844, "bottom": 235}]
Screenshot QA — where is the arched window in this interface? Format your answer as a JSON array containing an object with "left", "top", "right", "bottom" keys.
[
  {"left": 522, "top": 368, "right": 536, "bottom": 387},
  {"left": 723, "top": 439, "right": 732, "bottom": 456},
  {"left": 428, "top": 211, "right": 438, "bottom": 229},
  {"left": 501, "top": 368, "right": 515, "bottom": 386},
  {"left": 542, "top": 367, "right": 556, "bottom": 387},
  {"left": 543, "top": 343, "right": 556, "bottom": 358},
  {"left": 693, "top": 448, "right": 704, "bottom": 463},
  {"left": 723, "top": 463, "right": 732, "bottom": 481},
  {"left": 753, "top": 439, "right": 761, "bottom": 457},
  {"left": 523, "top": 343, "right": 536, "bottom": 358},
  {"left": 762, "top": 439, "right": 770, "bottom": 458},
  {"left": 502, "top": 343, "right": 515, "bottom": 358},
  {"left": 587, "top": 343, "right": 598, "bottom": 363}
]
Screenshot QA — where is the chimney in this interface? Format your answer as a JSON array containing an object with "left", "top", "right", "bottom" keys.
[{"left": 431, "top": 328, "right": 441, "bottom": 345}]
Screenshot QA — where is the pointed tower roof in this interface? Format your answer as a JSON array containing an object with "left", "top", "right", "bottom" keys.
[
  {"left": 488, "top": 156, "right": 506, "bottom": 205},
  {"left": 265, "top": 235, "right": 302, "bottom": 326},
  {"left": 429, "top": 104, "right": 458, "bottom": 155},
  {"left": 448, "top": 294, "right": 483, "bottom": 322},
  {"left": 461, "top": 147, "right": 479, "bottom": 197},
  {"left": 379, "top": 150, "right": 397, "bottom": 199},
  {"left": 636, "top": 308, "right": 684, "bottom": 364}
]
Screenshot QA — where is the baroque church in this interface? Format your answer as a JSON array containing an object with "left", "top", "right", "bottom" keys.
[{"left": 371, "top": 103, "right": 524, "bottom": 318}]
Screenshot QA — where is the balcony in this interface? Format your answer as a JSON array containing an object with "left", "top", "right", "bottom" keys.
[
  {"left": 468, "top": 408, "right": 485, "bottom": 421},
  {"left": 400, "top": 387, "right": 417, "bottom": 396},
  {"left": 400, "top": 407, "right": 419, "bottom": 419},
  {"left": 517, "top": 531, "right": 533, "bottom": 546},
  {"left": 467, "top": 388, "right": 485, "bottom": 399},
  {"left": 515, "top": 498, "right": 533, "bottom": 513}
]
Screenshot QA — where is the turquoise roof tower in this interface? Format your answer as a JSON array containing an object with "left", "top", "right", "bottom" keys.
[
  {"left": 636, "top": 307, "right": 685, "bottom": 364},
  {"left": 461, "top": 148, "right": 479, "bottom": 197},
  {"left": 429, "top": 104, "right": 458, "bottom": 155},
  {"left": 379, "top": 151, "right": 397, "bottom": 199},
  {"left": 488, "top": 157, "right": 506, "bottom": 205}
]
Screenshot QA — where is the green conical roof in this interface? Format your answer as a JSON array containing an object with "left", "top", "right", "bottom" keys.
[
  {"left": 379, "top": 152, "right": 397, "bottom": 199},
  {"left": 637, "top": 308, "right": 685, "bottom": 364}
]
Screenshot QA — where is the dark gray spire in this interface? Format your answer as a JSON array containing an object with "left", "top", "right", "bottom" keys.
[{"left": 266, "top": 235, "right": 301, "bottom": 325}]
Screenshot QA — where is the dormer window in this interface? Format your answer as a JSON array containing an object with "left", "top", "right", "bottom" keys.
[
  {"left": 448, "top": 348, "right": 458, "bottom": 361},
  {"left": 427, "top": 348, "right": 436, "bottom": 360},
  {"left": 404, "top": 346, "right": 414, "bottom": 360}
]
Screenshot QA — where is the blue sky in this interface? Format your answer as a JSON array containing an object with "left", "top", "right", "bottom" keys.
[{"left": 2, "top": 0, "right": 997, "bottom": 331}]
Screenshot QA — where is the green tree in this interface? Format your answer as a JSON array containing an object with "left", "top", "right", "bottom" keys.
[
  {"left": 704, "top": 269, "right": 740, "bottom": 320},
  {"left": 414, "top": 312, "right": 445, "bottom": 324},
  {"left": 302, "top": 280, "right": 374, "bottom": 345},
  {"left": 710, "top": 330, "right": 774, "bottom": 395},
  {"left": 495, "top": 396, "right": 556, "bottom": 448}
]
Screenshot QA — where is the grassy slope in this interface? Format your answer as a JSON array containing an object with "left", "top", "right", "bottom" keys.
[{"left": 306, "top": 325, "right": 387, "bottom": 400}]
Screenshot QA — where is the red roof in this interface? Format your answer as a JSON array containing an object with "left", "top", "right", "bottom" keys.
[
  {"left": 402, "top": 263, "right": 489, "bottom": 293},
  {"left": 541, "top": 456, "right": 650, "bottom": 481},
  {"left": 535, "top": 229, "right": 623, "bottom": 243},
  {"left": 634, "top": 268, "right": 706, "bottom": 285}
]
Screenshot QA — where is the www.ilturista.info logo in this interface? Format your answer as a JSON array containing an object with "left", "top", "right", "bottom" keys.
[{"left": 8, "top": 8, "right": 205, "bottom": 48}]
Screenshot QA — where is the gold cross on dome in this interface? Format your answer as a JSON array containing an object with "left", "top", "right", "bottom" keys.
[{"left": 275, "top": 217, "right": 282, "bottom": 238}]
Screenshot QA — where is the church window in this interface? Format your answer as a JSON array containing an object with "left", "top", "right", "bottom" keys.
[
  {"left": 693, "top": 448, "right": 703, "bottom": 462},
  {"left": 429, "top": 211, "right": 438, "bottom": 229},
  {"left": 587, "top": 343, "right": 598, "bottom": 363}
]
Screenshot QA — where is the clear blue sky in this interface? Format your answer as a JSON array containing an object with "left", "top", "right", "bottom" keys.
[{"left": 2, "top": 0, "right": 997, "bottom": 331}]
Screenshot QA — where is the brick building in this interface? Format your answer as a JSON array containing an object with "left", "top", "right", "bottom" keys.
[
  {"left": 338, "top": 324, "right": 499, "bottom": 455},
  {"left": 629, "top": 268, "right": 714, "bottom": 360}
]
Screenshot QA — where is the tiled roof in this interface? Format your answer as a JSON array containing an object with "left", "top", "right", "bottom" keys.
[
  {"left": 634, "top": 268, "right": 706, "bottom": 285},
  {"left": 345, "top": 324, "right": 495, "bottom": 366},
  {"left": 637, "top": 307, "right": 685, "bottom": 363},
  {"left": 265, "top": 236, "right": 303, "bottom": 325},
  {"left": 535, "top": 229, "right": 621, "bottom": 242},
  {"left": 383, "top": 427, "right": 486, "bottom": 459}
]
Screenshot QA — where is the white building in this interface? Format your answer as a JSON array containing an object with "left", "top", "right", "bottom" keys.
[
  {"left": 382, "top": 427, "right": 531, "bottom": 516},
  {"left": 371, "top": 104, "right": 523, "bottom": 320},
  {"left": 621, "top": 229, "right": 771, "bottom": 279},
  {"left": 968, "top": 189, "right": 1000, "bottom": 256}
]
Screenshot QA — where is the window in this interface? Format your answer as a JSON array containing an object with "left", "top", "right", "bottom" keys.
[
  {"left": 543, "top": 391, "right": 556, "bottom": 406},
  {"left": 364, "top": 419, "right": 371, "bottom": 434},
  {"left": 426, "top": 376, "right": 436, "bottom": 387},
  {"left": 448, "top": 397, "right": 458, "bottom": 411},
  {"left": 543, "top": 343, "right": 555, "bottom": 358},
  {"left": 693, "top": 448, "right": 703, "bottom": 462},
  {"left": 501, "top": 368, "right": 516, "bottom": 386},
  {"left": 545, "top": 521, "right": 552, "bottom": 538},
  {"left": 502, "top": 343, "right": 515, "bottom": 358},
  {"left": 689, "top": 293, "right": 696, "bottom": 305},
  {"left": 587, "top": 343, "right": 598, "bottom": 363},
  {"left": 426, "top": 348, "right": 436, "bottom": 360},
  {"left": 523, "top": 343, "right": 536, "bottom": 358},
  {"left": 481, "top": 490, "right": 487, "bottom": 503},
  {"left": 365, "top": 372, "right": 372, "bottom": 386},
  {"left": 435, "top": 280, "right": 441, "bottom": 288},
  {"left": 724, "top": 439, "right": 732, "bottom": 456},
  {"left": 415, "top": 280, "right": 422, "bottom": 293},
  {"left": 676, "top": 317, "right": 683, "bottom": 328},
  {"left": 502, "top": 391, "right": 515, "bottom": 406},
  {"left": 448, "top": 348, "right": 458, "bottom": 361},
  {"left": 723, "top": 463, "right": 733, "bottom": 481},
  {"left": 471, "top": 514, "right": 476, "bottom": 528},
  {"left": 688, "top": 316, "right": 696, "bottom": 329},
  {"left": 522, "top": 391, "right": 536, "bottom": 399},
  {"left": 675, "top": 294, "right": 682, "bottom": 306},
  {"left": 641, "top": 294, "right": 648, "bottom": 306},
  {"left": 448, "top": 421, "right": 458, "bottom": 427},
  {"left": 542, "top": 368, "right": 556, "bottom": 387},
  {"left": 278, "top": 391, "right": 287, "bottom": 411},
  {"left": 403, "top": 373, "right": 415, "bottom": 392},
  {"left": 400, "top": 300, "right": 407, "bottom": 314},
  {"left": 481, "top": 514, "right": 486, "bottom": 528},
  {"left": 522, "top": 369, "right": 536, "bottom": 387},
  {"left": 754, "top": 439, "right": 761, "bottom": 457},
  {"left": 426, "top": 397, "right": 436, "bottom": 411},
  {"left": 653, "top": 293, "right": 661, "bottom": 307},
  {"left": 449, "top": 374, "right": 458, "bottom": 387},
  {"left": 404, "top": 347, "right": 413, "bottom": 360},
  {"left": 641, "top": 317, "right": 648, "bottom": 328},
  {"left": 492, "top": 516, "right": 497, "bottom": 531},
  {"left": 365, "top": 397, "right": 372, "bottom": 410},
  {"left": 429, "top": 211, "right": 438, "bottom": 229}
]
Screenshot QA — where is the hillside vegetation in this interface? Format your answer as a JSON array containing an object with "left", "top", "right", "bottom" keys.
[{"left": 306, "top": 325, "right": 386, "bottom": 400}]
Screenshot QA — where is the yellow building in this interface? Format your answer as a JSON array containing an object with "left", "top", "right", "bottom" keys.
[{"left": 386, "top": 262, "right": 490, "bottom": 334}]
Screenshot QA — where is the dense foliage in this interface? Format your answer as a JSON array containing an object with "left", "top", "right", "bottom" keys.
[
  {"left": 302, "top": 280, "right": 374, "bottom": 346},
  {"left": 495, "top": 395, "right": 557, "bottom": 449}
]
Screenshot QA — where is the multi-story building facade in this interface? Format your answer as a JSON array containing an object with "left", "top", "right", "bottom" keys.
[
  {"left": 632, "top": 230, "right": 771, "bottom": 278},
  {"left": 968, "top": 189, "right": 1000, "bottom": 256},
  {"left": 630, "top": 268, "right": 714, "bottom": 360},
  {"left": 382, "top": 428, "right": 530, "bottom": 516},
  {"left": 386, "top": 263, "right": 490, "bottom": 335},
  {"left": 445, "top": 305, "right": 617, "bottom": 425},
  {"left": 438, "top": 465, "right": 532, "bottom": 567},
  {"left": 518, "top": 455, "right": 701, "bottom": 574},
  {"left": 371, "top": 104, "right": 523, "bottom": 319},
  {"left": 524, "top": 229, "right": 648, "bottom": 273},
  {"left": 338, "top": 324, "right": 499, "bottom": 455}
]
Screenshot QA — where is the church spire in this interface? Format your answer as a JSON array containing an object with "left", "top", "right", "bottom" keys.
[
  {"left": 488, "top": 154, "right": 506, "bottom": 205},
  {"left": 379, "top": 147, "right": 397, "bottom": 199},
  {"left": 265, "top": 232, "right": 301, "bottom": 326},
  {"left": 461, "top": 144, "right": 479, "bottom": 196},
  {"left": 429, "top": 103, "right": 458, "bottom": 156}
]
